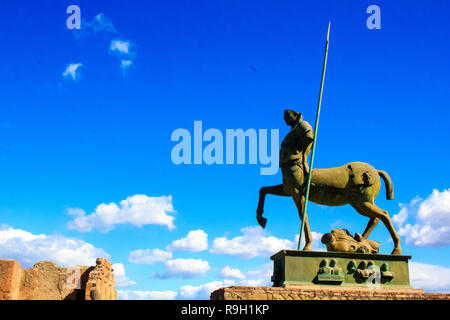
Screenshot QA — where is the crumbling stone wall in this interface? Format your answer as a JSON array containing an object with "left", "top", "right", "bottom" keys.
[
  {"left": 85, "top": 258, "right": 118, "bottom": 300},
  {"left": 0, "top": 258, "right": 117, "bottom": 300},
  {"left": 19, "top": 261, "right": 79, "bottom": 300}
]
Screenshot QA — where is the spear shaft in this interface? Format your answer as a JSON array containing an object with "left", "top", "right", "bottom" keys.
[{"left": 297, "top": 22, "right": 331, "bottom": 251}]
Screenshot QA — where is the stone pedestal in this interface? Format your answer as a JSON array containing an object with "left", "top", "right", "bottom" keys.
[{"left": 271, "top": 250, "right": 411, "bottom": 289}]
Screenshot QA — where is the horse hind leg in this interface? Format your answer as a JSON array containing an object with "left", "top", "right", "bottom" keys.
[
  {"left": 350, "top": 203, "right": 379, "bottom": 239},
  {"left": 355, "top": 201, "right": 401, "bottom": 255}
]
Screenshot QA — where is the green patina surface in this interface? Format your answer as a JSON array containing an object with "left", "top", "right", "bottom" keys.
[{"left": 270, "top": 250, "right": 411, "bottom": 288}]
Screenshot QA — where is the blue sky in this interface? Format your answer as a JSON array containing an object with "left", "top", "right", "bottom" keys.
[{"left": 0, "top": 0, "right": 449, "bottom": 299}]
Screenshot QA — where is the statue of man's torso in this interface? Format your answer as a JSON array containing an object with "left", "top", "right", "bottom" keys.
[{"left": 279, "top": 120, "right": 314, "bottom": 168}]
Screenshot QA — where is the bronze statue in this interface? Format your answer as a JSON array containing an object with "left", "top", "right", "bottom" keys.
[
  {"left": 256, "top": 110, "right": 402, "bottom": 255},
  {"left": 321, "top": 228, "right": 380, "bottom": 254}
]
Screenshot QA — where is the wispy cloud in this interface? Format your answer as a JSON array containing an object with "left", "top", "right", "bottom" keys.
[
  {"left": 118, "top": 281, "right": 235, "bottom": 300},
  {"left": 70, "top": 13, "right": 136, "bottom": 75},
  {"left": 73, "top": 13, "right": 117, "bottom": 39},
  {"left": 153, "top": 258, "right": 210, "bottom": 279},
  {"left": 90, "top": 13, "right": 117, "bottom": 33},
  {"left": 178, "top": 280, "right": 235, "bottom": 299},
  {"left": 241, "top": 263, "right": 273, "bottom": 286},
  {"left": 109, "top": 39, "right": 136, "bottom": 73},
  {"left": 120, "top": 59, "right": 133, "bottom": 72},
  {"left": 110, "top": 39, "right": 132, "bottom": 55},
  {"left": 128, "top": 248, "right": 173, "bottom": 265},
  {"left": 118, "top": 290, "right": 178, "bottom": 300},
  {"left": 62, "top": 63, "right": 83, "bottom": 81}
]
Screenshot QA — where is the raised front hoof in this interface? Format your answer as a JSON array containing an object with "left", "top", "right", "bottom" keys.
[
  {"left": 257, "top": 217, "right": 267, "bottom": 229},
  {"left": 391, "top": 247, "right": 402, "bottom": 255}
]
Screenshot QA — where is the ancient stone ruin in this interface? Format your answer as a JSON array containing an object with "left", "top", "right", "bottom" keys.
[{"left": 0, "top": 257, "right": 117, "bottom": 300}]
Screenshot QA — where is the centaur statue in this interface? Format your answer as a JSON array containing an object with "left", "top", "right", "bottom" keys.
[{"left": 256, "top": 110, "right": 401, "bottom": 255}]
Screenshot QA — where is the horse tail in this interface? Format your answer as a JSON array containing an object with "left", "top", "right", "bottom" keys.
[{"left": 378, "top": 170, "right": 394, "bottom": 200}]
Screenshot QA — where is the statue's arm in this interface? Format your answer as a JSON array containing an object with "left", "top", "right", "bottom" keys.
[
  {"left": 295, "top": 123, "right": 314, "bottom": 149},
  {"left": 303, "top": 129, "right": 314, "bottom": 145}
]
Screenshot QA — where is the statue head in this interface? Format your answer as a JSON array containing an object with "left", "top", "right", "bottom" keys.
[{"left": 284, "top": 110, "right": 302, "bottom": 126}]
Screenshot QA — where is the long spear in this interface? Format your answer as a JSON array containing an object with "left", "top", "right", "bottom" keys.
[{"left": 297, "top": 22, "right": 331, "bottom": 251}]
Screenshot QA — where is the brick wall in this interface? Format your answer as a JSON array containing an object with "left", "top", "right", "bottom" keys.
[
  {"left": 0, "top": 260, "right": 21, "bottom": 300},
  {"left": 211, "top": 285, "right": 450, "bottom": 300}
]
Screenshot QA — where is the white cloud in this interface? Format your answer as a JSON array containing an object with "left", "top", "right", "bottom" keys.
[
  {"left": 393, "top": 196, "right": 422, "bottom": 228},
  {"left": 110, "top": 39, "right": 132, "bottom": 56},
  {"left": 393, "top": 189, "right": 450, "bottom": 247},
  {"left": 154, "top": 258, "right": 210, "bottom": 279},
  {"left": 67, "top": 194, "right": 176, "bottom": 233},
  {"left": 128, "top": 248, "right": 172, "bottom": 265},
  {"left": 330, "top": 219, "right": 353, "bottom": 231},
  {"left": 121, "top": 59, "right": 133, "bottom": 71},
  {"left": 410, "top": 262, "right": 450, "bottom": 293},
  {"left": 109, "top": 39, "right": 136, "bottom": 73},
  {"left": 242, "top": 263, "right": 273, "bottom": 287},
  {"left": 71, "top": 13, "right": 136, "bottom": 75},
  {"left": 72, "top": 14, "right": 136, "bottom": 75},
  {"left": 210, "top": 226, "right": 294, "bottom": 259},
  {"left": 62, "top": 63, "right": 83, "bottom": 81},
  {"left": 67, "top": 208, "right": 85, "bottom": 217},
  {"left": 90, "top": 13, "right": 117, "bottom": 33},
  {"left": 295, "top": 231, "right": 325, "bottom": 251},
  {"left": 74, "top": 13, "right": 117, "bottom": 39},
  {"left": 0, "top": 225, "right": 108, "bottom": 268},
  {"left": 219, "top": 266, "right": 246, "bottom": 280},
  {"left": 166, "top": 230, "right": 208, "bottom": 252},
  {"left": 179, "top": 280, "right": 235, "bottom": 300},
  {"left": 112, "top": 263, "right": 136, "bottom": 287},
  {"left": 118, "top": 290, "right": 177, "bottom": 300},
  {"left": 392, "top": 206, "right": 409, "bottom": 227}
]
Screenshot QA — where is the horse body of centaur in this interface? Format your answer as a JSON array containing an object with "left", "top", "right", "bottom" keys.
[{"left": 256, "top": 161, "right": 402, "bottom": 255}]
